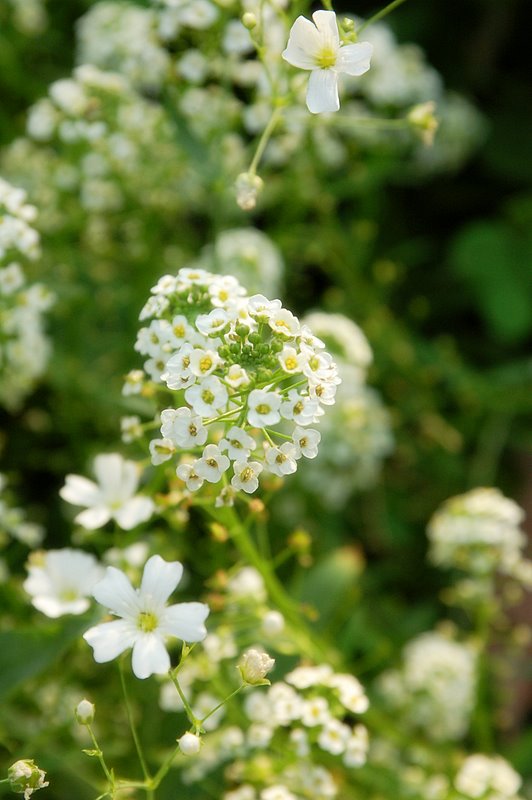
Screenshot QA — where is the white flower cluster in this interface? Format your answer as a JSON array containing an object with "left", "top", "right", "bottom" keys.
[
  {"left": 454, "top": 755, "right": 523, "bottom": 800},
  {"left": 0, "top": 473, "right": 44, "bottom": 550},
  {"left": 427, "top": 487, "right": 530, "bottom": 580},
  {"left": 0, "top": 179, "right": 53, "bottom": 410},
  {"left": 132, "top": 268, "right": 340, "bottom": 500},
  {"left": 378, "top": 630, "right": 476, "bottom": 741},
  {"left": 76, "top": 2, "right": 171, "bottom": 92},
  {"left": 179, "top": 663, "right": 368, "bottom": 797}
]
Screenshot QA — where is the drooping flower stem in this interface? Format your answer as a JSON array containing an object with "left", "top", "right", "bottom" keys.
[{"left": 357, "top": 0, "right": 409, "bottom": 35}]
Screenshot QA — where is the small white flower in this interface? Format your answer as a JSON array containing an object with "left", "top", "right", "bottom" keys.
[
  {"left": 318, "top": 718, "right": 351, "bottom": 755},
  {"left": 225, "top": 364, "right": 250, "bottom": 388},
  {"left": 219, "top": 426, "right": 256, "bottom": 460},
  {"left": 292, "top": 426, "right": 321, "bottom": 459},
  {"left": 247, "top": 389, "right": 281, "bottom": 428},
  {"left": 282, "top": 10, "right": 373, "bottom": 114},
  {"left": 176, "top": 461, "right": 204, "bottom": 492},
  {"left": 60, "top": 453, "right": 154, "bottom": 530},
  {"left": 149, "top": 438, "right": 175, "bottom": 466},
  {"left": 178, "top": 731, "right": 202, "bottom": 755},
  {"left": 196, "top": 444, "right": 230, "bottom": 483},
  {"left": 261, "top": 610, "right": 285, "bottom": 636},
  {"left": 280, "top": 390, "right": 320, "bottom": 426},
  {"left": 301, "top": 696, "right": 331, "bottom": 727},
  {"left": 278, "top": 345, "right": 304, "bottom": 374},
  {"left": 238, "top": 648, "right": 275, "bottom": 685},
  {"left": 161, "top": 407, "right": 208, "bottom": 448},
  {"left": 231, "top": 460, "right": 263, "bottom": 494},
  {"left": 185, "top": 376, "right": 228, "bottom": 416},
  {"left": 84, "top": 555, "right": 209, "bottom": 679},
  {"left": 195, "top": 308, "right": 230, "bottom": 336},
  {"left": 265, "top": 443, "right": 298, "bottom": 477},
  {"left": 268, "top": 308, "right": 300, "bottom": 337},
  {"left": 189, "top": 348, "right": 222, "bottom": 378},
  {"left": 24, "top": 548, "right": 104, "bottom": 618},
  {"left": 343, "top": 724, "right": 369, "bottom": 767}
]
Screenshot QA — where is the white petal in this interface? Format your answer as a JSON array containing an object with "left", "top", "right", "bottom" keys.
[
  {"left": 140, "top": 555, "right": 183, "bottom": 607},
  {"left": 311, "top": 10, "right": 339, "bottom": 48},
  {"left": 60, "top": 475, "right": 101, "bottom": 507},
  {"left": 114, "top": 496, "right": 154, "bottom": 530},
  {"left": 131, "top": 634, "right": 170, "bottom": 679},
  {"left": 92, "top": 566, "right": 140, "bottom": 618},
  {"left": 159, "top": 602, "right": 209, "bottom": 642},
  {"left": 282, "top": 16, "right": 322, "bottom": 69},
  {"left": 75, "top": 506, "right": 112, "bottom": 530},
  {"left": 94, "top": 453, "right": 139, "bottom": 502},
  {"left": 84, "top": 619, "right": 137, "bottom": 662},
  {"left": 33, "top": 596, "right": 90, "bottom": 618},
  {"left": 306, "top": 69, "right": 339, "bottom": 114},
  {"left": 336, "top": 42, "right": 373, "bottom": 76}
]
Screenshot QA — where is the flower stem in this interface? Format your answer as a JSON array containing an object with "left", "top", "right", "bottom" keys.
[
  {"left": 118, "top": 660, "right": 153, "bottom": 789},
  {"left": 86, "top": 725, "right": 115, "bottom": 796},
  {"left": 201, "top": 684, "right": 245, "bottom": 726},
  {"left": 357, "top": 0, "right": 409, "bottom": 35},
  {"left": 248, "top": 106, "right": 283, "bottom": 177},
  {"left": 168, "top": 669, "right": 201, "bottom": 731}
]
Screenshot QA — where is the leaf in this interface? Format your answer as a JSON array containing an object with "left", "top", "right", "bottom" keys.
[{"left": 0, "top": 613, "right": 96, "bottom": 699}]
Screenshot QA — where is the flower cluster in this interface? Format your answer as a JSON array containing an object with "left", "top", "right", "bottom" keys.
[
  {"left": 132, "top": 268, "right": 340, "bottom": 501},
  {"left": 427, "top": 487, "right": 529, "bottom": 580},
  {"left": 179, "top": 663, "right": 369, "bottom": 797},
  {"left": 454, "top": 754, "right": 524, "bottom": 800},
  {"left": 0, "top": 179, "right": 53, "bottom": 410},
  {"left": 378, "top": 630, "right": 477, "bottom": 741}
]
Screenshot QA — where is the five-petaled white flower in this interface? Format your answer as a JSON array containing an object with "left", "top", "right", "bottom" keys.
[
  {"left": 60, "top": 453, "right": 154, "bottom": 530},
  {"left": 282, "top": 10, "right": 373, "bottom": 114},
  {"left": 84, "top": 555, "right": 209, "bottom": 679},
  {"left": 24, "top": 548, "right": 104, "bottom": 618}
]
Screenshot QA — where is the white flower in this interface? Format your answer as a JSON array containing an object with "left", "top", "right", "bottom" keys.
[
  {"left": 247, "top": 389, "right": 281, "bottom": 427},
  {"left": 282, "top": 11, "right": 373, "bottom": 114},
  {"left": 160, "top": 407, "right": 208, "bottom": 448},
  {"left": 318, "top": 719, "right": 351, "bottom": 755},
  {"left": 176, "top": 461, "right": 204, "bottom": 492},
  {"left": 195, "top": 308, "right": 230, "bottom": 336},
  {"left": 231, "top": 460, "right": 263, "bottom": 494},
  {"left": 219, "top": 426, "right": 256, "bottom": 460},
  {"left": 149, "top": 438, "right": 175, "bottom": 465},
  {"left": 189, "top": 348, "right": 222, "bottom": 377},
  {"left": 196, "top": 444, "right": 230, "bottom": 483},
  {"left": 293, "top": 426, "right": 321, "bottom": 459},
  {"left": 84, "top": 555, "right": 209, "bottom": 679},
  {"left": 60, "top": 453, "right": 154, "bottom": 530},
  {"left": 238, "top": 649, "right": 275, "bottom": 685},
  {"left": 24, "top": 548, "right": 104, "bottom": 618},
  {"left": 178, "top": 731, "right": 201, "bottom": 755},
  {"left": 265, "top": 443, "right": 298, "bottom": 476},
  {"left": 185, "top": 375, "right": 228, "bottom": 416},
  {"left": 301, "top": 696, "right": 331, "bottom": 727}
]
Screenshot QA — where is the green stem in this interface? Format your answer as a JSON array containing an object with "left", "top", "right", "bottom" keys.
[
  {"left": 471, "top": 590, "right": 496, "bottom": 752},
  {"left": 357, "top": 0, "right": 409, "bottom": 35},
  {"left": 86, "top": 725, "right": 115, "bottom": 795},
  {"left": 118, "top": 661, "right": 153, "bottom": 790},
  {"left": 248, "top": 107, "right": 283, "bottom": 176},
  {"left": 151, "top": 743, "right": 181, "bottom": 791},
  {"left": 201, "top": 685, "right": 245, "bottom": 726},
  {"left": 168, "top": 670, "right": 201, "bottom": 731}
]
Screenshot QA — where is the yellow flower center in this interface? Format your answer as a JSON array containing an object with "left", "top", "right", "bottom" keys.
[
  {"left": 256, "top": 403, "right": 271, "bottom": 415},
  {"left": 199, "top": 356, "right": 213, "bottom": 373},
  {"left": 285, "top": 356, "right": 298, "bottom": 371},
  {"left": 137, "top": 611, "right": 158, "bottom": 632},
  {"left": 202, "top": 389, "right": 215, "bottom": 404},
  {"left": 316, "top": 46, "right": 337, "bottom": 69}
]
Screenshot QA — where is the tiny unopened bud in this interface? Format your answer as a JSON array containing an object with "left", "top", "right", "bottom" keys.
[
  {"left": 75, "top": 699, "right": 95, "bottom": 725},
  {"left": 261, "top": 610, "right": 285, "bottom": 636},
  {"left": 242, "top": 12, "right": 257, "bottom": 29},
  {"left": 238, "top": 648, "right": 275, "bottom": 685},
  {"left": 342, "top": 17, "right": 355, "bottom": 31},
  {"left": 8, "top": 760, "right": 49, "bottom": 799},
  {"left": 407, "top": 101, "right": 439, "bottom": 146},
  {"left": 178, "top": 731, "right": 201, "bottom": 755},
  {"left": 235, "top": 172, "right": 263, "bottom": 211}
]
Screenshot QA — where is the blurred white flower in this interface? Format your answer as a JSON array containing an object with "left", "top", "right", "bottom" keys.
[
  {"left": 282, "top": 11, "right": 372, "bottom": 113},
  {"left": 60, "top": 453, "right": 154, "bottom": 530},
  {"left": 84, "top": 555, "right": 209, "bottom": 679},
  {"left": 24, "top": 548, "right": 104, "bottom": 618}
]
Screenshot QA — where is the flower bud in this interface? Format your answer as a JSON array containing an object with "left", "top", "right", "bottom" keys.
[
  {"left": 261, "top": 610, "right": 285, "bottom": 636},
  {"left": 178, "top": 731, "right": 201, "bottom": 755},
  {"left": 75, "top": 698, "right": 95, "bottom": 725},
  {"left": 235, "top": 172, "right": 263, "bottom": 211},
  {"left": 242, "top": 12, "right": 257, "bottom": 29},
  {"left": 238, "top": 648, "right": 275, "bottom": 685},
  {"left": 8, "top": 760, "right": 49, "bottom": 798},
  {"left": 407, "top": 101, "right": 439, "bottom": 146}
]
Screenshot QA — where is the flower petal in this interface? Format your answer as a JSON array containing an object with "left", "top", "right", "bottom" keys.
[
  {"left": 140, "top": 555, "right": 183, "bottom": 607},
  {"left": 75, "top": 506, "right": 112, "bottom": 530},
  {"left": 282, "top": 15, "right": 323, "bottom": 69},
  {"left": 311, "top": 10, "right": 339, "bottom": 48},
  {"left": 84, "top": 619, "right": 137, "bottom": 662},
  {"left": 59, "top": 475, "right": 101, "bottom": 507},
  {"left": 306, "top": 69, "right": 339, "bottom": 114},
  {"left": 114, "top": 496, "right": 154, "bottom": 530},
  {"left": 131, "top": 633, "right": 170, "bottom": 679},
  {"left": 94, "top": 453, "right": 139, "bottom": 503},
  {"left": 92, "top": 565, "right": 140, "bottom": 618},
  {"left": 336, "top": 42, "right": 373, "bottom": 76},
  {"left": 159, "top": 601, "right": 209, "bottom": 642}
]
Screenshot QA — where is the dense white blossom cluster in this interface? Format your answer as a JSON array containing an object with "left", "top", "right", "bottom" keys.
[
  {"left": 0, "top": 178, "right": 53, "bottom": 410},
  {"left": 379, "top": 630, "right": 477, "bottom": 741},
  {"left": 427, "top": 487, "right": 530, "bottom": 580},
  {"left": 454, "top": 754, "right": 523, "bottom": 800},
  {"left": 131, "top": 268, "right": 339, "bottom": 501}
]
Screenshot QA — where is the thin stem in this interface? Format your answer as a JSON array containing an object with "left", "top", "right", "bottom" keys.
[
  {"left": 168, "top": 670, "right": 200, "bottom": 730},
  {"left": 201, "top": 685, "right": 245, "bottom": 726},
  {"left": 151, "top": 743, "right": 181, "bottom": 791},
  {"left": 357, "top": 0, "right": 408, "bottom": 35},
  {"left": 249, "top": 107, "right": 283, "bottom": 176},
  {"left": 86, "top": 725, "right": 115, "bottom": 793},
  {"left": 118, "top": 661, "right": 152, "bottom": 786}
]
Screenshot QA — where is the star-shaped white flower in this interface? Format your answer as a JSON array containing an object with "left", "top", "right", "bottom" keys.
[
  {"left": 60, "top": 453, "right": 154, "bottom": 530},
  {"left": 24, "top": 548, "right": 104, "bottom": 618},
  {"left": 282, "top": 10, "right": 373, "bottom": 114},
  {"left": 84, "top": 555, "right": 209, "bottom": 679}
]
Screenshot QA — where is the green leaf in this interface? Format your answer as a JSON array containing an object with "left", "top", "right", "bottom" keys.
[{"left": 0, "top": 613, "right": 95, "bottom": 699}]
